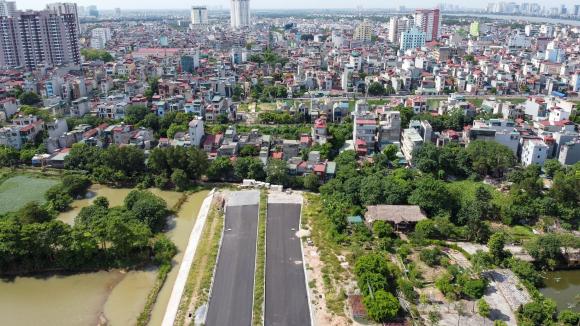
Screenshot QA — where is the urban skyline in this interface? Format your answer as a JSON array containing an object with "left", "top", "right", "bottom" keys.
[{"left": 12, "top": 0, "right": 580, "bottom": 10}]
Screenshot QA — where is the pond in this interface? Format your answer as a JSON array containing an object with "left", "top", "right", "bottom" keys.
[
  {"left": 540, "top": 270, "right": 580, "bottom": 312},
  {"left": 0, "top": 187, "right": 210, "bottom": 326}
]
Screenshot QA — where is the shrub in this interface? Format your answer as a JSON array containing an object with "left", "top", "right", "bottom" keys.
[{"left": 419, "top": 247, "right": 443, "bottom": 267}]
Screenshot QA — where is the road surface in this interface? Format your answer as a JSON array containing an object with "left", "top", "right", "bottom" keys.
[
  {"left": 265, "top": 201, "right": 311, "bottom": 326},
  {"left": 206, "top": 191, "right": 260, "bottom": 326}
]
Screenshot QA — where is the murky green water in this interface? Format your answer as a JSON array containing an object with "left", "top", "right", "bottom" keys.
[
  {"left": 0, "top": 186, "right": 209, "bottom": 326},
  {"left": 540, "top": 270, "right": 580, "bottom": 312}
]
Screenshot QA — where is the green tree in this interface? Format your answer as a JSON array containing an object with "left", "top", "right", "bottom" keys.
[
  {"left": 543, "top": 159, "right": 563, "bottom": 178},
  {"left": 166, "top": 123, "right": 187, "bottom": 139},
  {"left": 239, "top": 145, "right": 260, "bottom": 157},
  {"left": 466, "top": 141, "right": 516, "bottom": 177},
  {"left": 408, "top": 177, "right": 453, "bottom": 216},
  {"left": 93, "top": 196, "right": 109, "bottom": 208},
  {"left": 125, "top": 105, "right": 149, "bottom": 124},
  {"left": 363, "top": 290, "right": 399, "bottom": 322},
  {"left": 367, "top": 82, "right": 386, "bottom": 96},
  {"left": 207, "top": 157, "right": 233, "bottom": 181},
  {"left": 354, "top": 253, "right": 391, "bottom": 277},
  {"left": 462, "top": 278, "right": 486, "bottom": 299},
  {"left": 171, "top": 168, "right": 189, "bottom": 191},
  {"left": 19, "top": 91, "right": 41, "bottom": 105},
  {"left": 233, "top": 157, "right": 265, "bottom": 181},
  {"left": 124, "top": 190, "right": 169, "bottom": 232},
  {"left": 303, "top": 173, "right": 320, "bottom": 192},
  {"left": 357, "top": 272, "right": 389, "bottom": 296},
  {"left": 488, "top": 232, "right": 509, "bottom": 264},
  {"left": 17, "top": 202, "right": 54, "bottom": 224},
  {"left": 0, "top": 146, "right": 20, "bottom": 166},
  {"left": 526, "top": 234, "right": 563, "bottom": 269},
  {"left": 266, "top": 159, "right": 288, "bottom": 186},
  {"left": 558, "top": 310, "right": 580, "bottom": 325},
  {"left": 517, "top": 298, "right": 557, "bottom": 325},
  {"left": 152, "top": 234, "right": 177, "bottom": 265},
  {"left": 372, "top": 220, "right": 394, "bottom": 238}
]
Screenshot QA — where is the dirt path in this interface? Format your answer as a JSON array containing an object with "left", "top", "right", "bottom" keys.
[{"left": 303, "top": 244, "right": 351, "bottom": 326}]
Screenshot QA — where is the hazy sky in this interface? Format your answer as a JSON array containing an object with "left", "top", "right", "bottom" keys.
[{"left": 15, "top": 0, "right": 576, "bottom": 10}]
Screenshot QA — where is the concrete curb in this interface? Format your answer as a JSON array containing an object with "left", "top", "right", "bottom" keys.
[{"left": 161, "top": 189, "right": 216, "bottom": 326}]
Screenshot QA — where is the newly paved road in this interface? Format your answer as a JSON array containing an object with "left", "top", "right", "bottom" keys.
[
  {"left": 265, "top": 202, "right": 311, "bottom": 326},
  {"left": 206, "top": 191, "right": 259, "bottom": 326}
]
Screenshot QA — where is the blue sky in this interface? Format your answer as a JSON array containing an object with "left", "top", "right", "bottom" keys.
[{"left": 15, "top": 0, "right": 575, "bottom": 10}]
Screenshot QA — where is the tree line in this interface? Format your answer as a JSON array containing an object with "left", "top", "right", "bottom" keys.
[{"left": 0, "top": 190, "right": 176, "bottom": 275}]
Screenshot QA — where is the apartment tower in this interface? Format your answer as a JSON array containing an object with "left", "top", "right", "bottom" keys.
[
  {"left": 413, "top": 8, "right": 441, "bottom": 42},
  {"left": 0, "top": 8, "right": 81, "bottom": 69},
  {"left": 230, "top": 0, "right": 250, "bottom": 29}
]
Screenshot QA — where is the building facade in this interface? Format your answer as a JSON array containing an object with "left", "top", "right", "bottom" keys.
[
  {"left": 191, "top": 6, "right": 208, "bottom": 26},
  {"left": 0, "top": 0, "right": 16, "bottom": 17},
  {"left": 0, "top": 9, "right": 81, "bottom": 69},
  {"left": 230, "top": 0, "right": 250, "bottom": 29},
  {"left": 413, "top": 9, "right": 441, "bottom": 42},
  {"left": 400, "top": 27, "right": 426, "bottom": 51}
]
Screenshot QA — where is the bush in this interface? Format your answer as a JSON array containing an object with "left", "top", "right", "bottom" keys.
[
  {"left": 152, "top": 234, "right": 177, "bottom": 265},
  {"left": 363, "top": 290, "right": 399, "bottom": 322},
  {"left": 373, "top": 220, "right": 394, "bottom": 238},
  {"left": 462, "top": 278, "right": 486, "bottom": 299},
  {"left": 397, "top": 278, "right": 417, "bottom": 302},
  {"left": 508, "top": 258, "right": 543, "bottom": 288},
  {"left": 419, "top": 247, "right": 443, "bottom": 267}
]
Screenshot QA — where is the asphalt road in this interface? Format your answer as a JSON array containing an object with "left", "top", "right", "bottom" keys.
[
  {"left": 265, "top": 203, "right": 311, "bottom": 326},
  {"left": 206, "top": 202, "right": 259, "bottom": 326}
]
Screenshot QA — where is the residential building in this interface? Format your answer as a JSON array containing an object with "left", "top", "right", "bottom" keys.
[
  {"left": 353, "top": 19, "right": 372, "bottom": 43},
  {"left": 467, "top": 119, "right": 521, "bottom": 154},
  {"left": 353, "top": 116, "right": 377, "bottom": 155},
  {"left": 46, "top": 2, "right": 80, "bottom": 33},
  {"left": 191, "top": 6, "right": 208, "bottom": 26},
  {"left": 0, "top": 9, "right": 81, "bottom": 69},
  {"left": 388, "top": 16, "right": 410, "bottom": 43},
  {"left": 558, "top": 140, "right": 580, "bottom": 165},
  {"left": 311, "top": 117, "right": 328, "bottom": 145},
  {"left": 378, "top": 111, "right": 401, "bottom": 150},
  {"left": 413, "top": 8, "right": 441, "bottom": 41},
  {"left": 230, "top": 0, "right": 250, "bottom": 29},
  {"left": 0, "top": 0, "right": 16, "bottom": 17},
  {"left": 521, "top": 138, "right": 549, "bottom": 166},
  {"left": 188, "top": 117, "right": 204, "bottom": 147},
  {"left": 401, "top": 128, "right": 424, "bottom": 162},
  {"left": 400, "top": 27, "right": 426, "bottom": 51},
  {"left": 90, "top": 28, "right": 111, "bottom": 49}
]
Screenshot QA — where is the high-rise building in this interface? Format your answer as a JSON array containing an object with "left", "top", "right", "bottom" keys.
[
  {"left": 400, "top": 27, "right": 426, "bottom": 51},
  {"left": 191, "top": 6, "right": 208, "bottom": 26},
  {"left": 575, "top": 5, "right": 580, "bottom": 16},
  {"left": 0, "top": 0, "right": 16, "bottom": 17},
  {"left": 469, "top": 21, "right": 480, "bottom": 37},
  {"left": 353, "top": 19, "right": 372, "bottom": 43},
  {"left": 46, "top": 3, "right": 80, "bottom": 33},
  {"left": 388, "top": 16, "right": 411, "bottom": 43},
  {"left": 230, "top": 0, "right": 250, "bottom": 29},
  {"left": 413, "top": 8, "right": 441, "bottom": 42},
  {"left": 0, "top": 9, "right": 81, "bottom": 69},
  {"left": 90, "top": 28, "right": 111, "bottom": 49}
]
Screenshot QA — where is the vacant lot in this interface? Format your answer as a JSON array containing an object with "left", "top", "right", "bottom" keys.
[{"left": 0, "top": 175, "right": 58, "bottom": 214}]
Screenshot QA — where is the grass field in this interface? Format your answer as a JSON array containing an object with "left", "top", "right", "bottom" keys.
[
  {"left": 446, "top": 180, "right": 509, "bottom": 208},
  {"left": 0, "top": 175, "right": 58, "bottom": 214}
]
